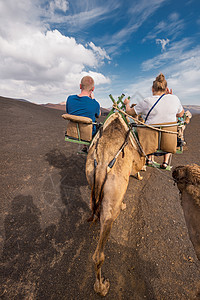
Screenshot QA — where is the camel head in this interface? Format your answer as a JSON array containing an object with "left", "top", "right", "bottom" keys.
[
  {"left": 173, "top": 164, "right": 200, "bottom": 206},
  {"left": 172, "top": 166, "right": 187, "bottom": 193}
]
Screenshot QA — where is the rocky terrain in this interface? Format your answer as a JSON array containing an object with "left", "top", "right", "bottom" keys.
[{"left": 0, "top": 96, "right": 200, "bottom": 299}]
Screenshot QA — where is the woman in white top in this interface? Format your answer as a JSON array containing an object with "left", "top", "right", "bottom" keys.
[{"left": 124, "top": 73, "right": 184, "bottom": 169}]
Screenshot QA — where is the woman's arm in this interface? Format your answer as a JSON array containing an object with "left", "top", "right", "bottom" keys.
[
  {"left": 176, "top": 109, "right": 184, "bottom": 118},
  {"left": 124, "top": 98, "right": 137, "bottom": 117}
]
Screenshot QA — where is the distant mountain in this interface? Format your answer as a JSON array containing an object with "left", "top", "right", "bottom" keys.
[
  {"left": 1, "top": 96, "right": 199, "bottom": 115},
  {"left": 41, "top": 102, "right": 111, "bottom": 115},
  {"left": 183, "top": 105, "right": 200, "bottom": 115},
  {"left": 0, "top": 96, "right": 31, "bottom": 103},
  {"left": 15, "top": 98, "right": 30, "bottom": 103},
  {"left": 42, "top": 101, "right": 200, "bottom": 116},
  {"left": 101, "top": 107, "right": 111, "bottom": 115},
  {"left": 41, "top": 102, "right": 66, "bottom": 111}
]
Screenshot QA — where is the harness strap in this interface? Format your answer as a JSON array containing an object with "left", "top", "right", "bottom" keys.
[
  {"left": 107, "top": 128, "right": 131, "bottom": 173},
  {"left": 91, "top": 126, "right": 103, "bottom": 217},
  {"left": 130, "top": 124, "right": 147, "bottom": 158},
  {"left": 145, "top": 94, "right": 165, "bottom": 123},
  {"left": 89, "top": 127, "right": 131, "bottom": 221}
]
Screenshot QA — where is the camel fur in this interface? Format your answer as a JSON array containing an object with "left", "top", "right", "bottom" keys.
[
  {"left": 85, "top": 112, "right": 145, "bottom": 296},
  {"left": 172, "top": 164, "right": 200, "bottom": 260}
]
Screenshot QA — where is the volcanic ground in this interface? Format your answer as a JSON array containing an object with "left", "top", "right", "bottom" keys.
[{"left": 0, "top": 96, "right": 200, "bottom": 299}]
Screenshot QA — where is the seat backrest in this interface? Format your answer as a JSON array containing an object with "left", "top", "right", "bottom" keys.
[
  {"left": 137, "top": 127, "right": 159, "bottom": 155},
  {"left": 137, "top": 122, "right": 178, "bottom": 155},
  {"left": 62, "top": 114, "right": 93, "bottom": 142},
  {"left": 160, "top": 124, "right": 177, "bottom": 154}
]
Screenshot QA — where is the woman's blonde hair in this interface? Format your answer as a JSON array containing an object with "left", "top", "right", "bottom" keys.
[{"left": 152, "top": 73, "right": 167, "bottom": 92}]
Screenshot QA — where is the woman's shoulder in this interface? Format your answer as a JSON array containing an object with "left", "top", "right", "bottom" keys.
[
  {"left": 165, "top": 94, "right": 180, "bottom": 101},
  {"left": 143, "top": 95, "right": 158, "bottom": 103}
]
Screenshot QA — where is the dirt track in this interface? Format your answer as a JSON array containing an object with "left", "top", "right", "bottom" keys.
[{"left": 0, "top": 96, "right": 200, "bottom": 299}]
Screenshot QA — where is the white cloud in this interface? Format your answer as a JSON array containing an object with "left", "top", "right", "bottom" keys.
[
  {"left": 42, "top": 0, "right": 121, "bottom": 32},
  {"left": 125, "top": 41, "right": 200, "bottom": 105},
  {"left": 49, "top": 0, "right": 69, "bottom": 14},
  {"left": 165, "top": 47, "right": 200, "bottom": 102},
  {"left": 100, "top": 0, "right": 168, "bottom": 53},
  {"left": 143, "top": 12, "right": 184, "bottom": 42},
  {"left": 168, "top": 12, "right": 179, "bottom": 22},
  {"left": 124, "top": 77, "right": 154, "bottom": 102},
  {"left": 88, "top": 42, "right": 110, "bottom": 61},
  {"left": 0, "top": 0, "right": 110, "bottom": 104},
  {"left": 142, "top": 38, "right": 192, "bottom": 71},
  {"left": 167, "top": 70, "right": 200, "bottom": 98},
  {"left": 156, "top": 38, "right": 170, "bottom": 51},
  {"left": 128, "top": 0, "right": 167, "bottom": 16}
]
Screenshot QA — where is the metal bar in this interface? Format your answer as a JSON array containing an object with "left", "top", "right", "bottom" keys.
[
  {"left": 158, "top": 131, "right": 161, "bottom": 150},
  {"left": 65, "top": 136, "right": 90, "bottom": 145},
  {"left": 117, "top": 93, "right": 125, "bottom": 104},
  {"left": 131, "top": 123, "right": 178, "bottom": 128},
  {"left": 109, "top": 94, "right": 116, "bottom": 104}
]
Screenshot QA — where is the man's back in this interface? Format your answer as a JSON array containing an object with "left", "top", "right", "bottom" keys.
[{"left": 66, "top": 94, "right": 100, "bottom": 135}]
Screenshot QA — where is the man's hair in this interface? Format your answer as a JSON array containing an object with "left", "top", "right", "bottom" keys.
[
  {"left": 81, "top": 76, "right": 94, "bottom": 92},
  {"left": 152, "top": 73, "right": 167, "bottom": 92}
]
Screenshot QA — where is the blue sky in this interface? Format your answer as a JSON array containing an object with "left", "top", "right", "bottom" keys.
[{"left": 0, "top": 0, "right": 200, "bottom": 107}]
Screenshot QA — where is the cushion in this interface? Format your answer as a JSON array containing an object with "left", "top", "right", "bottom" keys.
[{"left": 62, "top": 113, "right": 92, "bottom": 124}]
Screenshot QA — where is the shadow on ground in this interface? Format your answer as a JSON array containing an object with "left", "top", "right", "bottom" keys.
[{"left": 1, "top": 150, "right": 160, "bottom": 300}]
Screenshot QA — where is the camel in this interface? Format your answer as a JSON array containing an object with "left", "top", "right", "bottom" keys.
[
  {"left": 85, "top": 112, "right": 145, "bottom": 296},
  {"left": 172, "top": 164, "right": 200, "bottom": 260}
]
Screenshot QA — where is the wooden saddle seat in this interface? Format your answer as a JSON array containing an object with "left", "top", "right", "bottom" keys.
[
  {"left": 62, "top": 113, "right": 93, "bottom": 143},
  {"left": 137, "top": 122, "right": 178, "bottom": 155}
]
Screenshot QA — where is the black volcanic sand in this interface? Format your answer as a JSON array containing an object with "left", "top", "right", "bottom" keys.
[{"left": 0, "top": 96, "right": 200, "bottom": 299}]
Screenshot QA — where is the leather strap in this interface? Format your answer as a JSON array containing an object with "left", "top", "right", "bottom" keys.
[{"left": 145, "top": 94, "right": 165, "bottom": 123}]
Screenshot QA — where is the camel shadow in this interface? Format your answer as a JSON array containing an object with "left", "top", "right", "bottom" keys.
[
  {"left": 45, "top": 149, "right": 91, "bottom": 219},
  {"left": 0, "top": 191, "right": 97, "bottom": 299},
  {"left": 0, "top": 150, "right": 159, "bottom": 299},
  {"left": 43, "top": 149, "right": 158, "bottom": 299}
]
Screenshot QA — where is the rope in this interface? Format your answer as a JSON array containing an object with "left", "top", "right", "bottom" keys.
[
  {"left": 150, "top": 160, "right": 175, "bottom": 182},
  {"left": 113, "top": 104, "right": 178, "bottom": 135}
]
